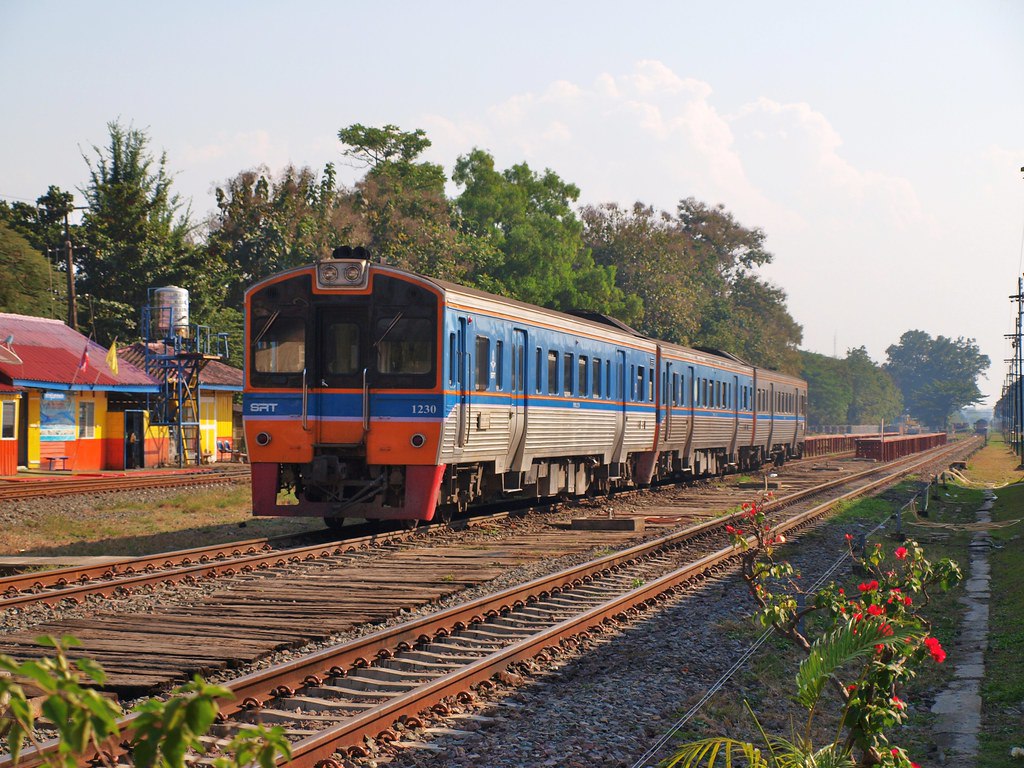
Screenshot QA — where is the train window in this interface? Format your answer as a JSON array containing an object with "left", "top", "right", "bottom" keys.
[
  {"left": 376, "top": 317, "right": 434, "bottom": 376},
  {"left": 475, "top": 336, "right": 490, "bottom": 391},
  {"left": 324, "top": 321, "right": 360, "bottom": 375},
  {"left": 563, "top": 354, "right": 574, "bottom": 396},
  {"left": 648, "top": 368, "right": 654, "bottom": 402},
  {"left": 449, "top": 334, "right": 457, "bottom": 386},
  {"left": 254, "top": 315, "right": 306, "bottom": 374},
  {"left": 606, "top": 360, "right": 611, "bottom": 400},
  {"left": 536, "top": 348, "right": 543, "bottom": 393},
  {"left": 578, "top": 356, "right": 588, "bottom": 396},
  {"left": 636, "top": 366, "right": 645, "bottom": 403},
  {"left": 672, "top": 373, "right": 679, "bottom": 406},
  {"left": 548, "top": 351, "right": 559, "bottom": 395},
  {"left": 495, "top": 340, "right": 504, "bottom": 390},
  {"left": 593, "top": 358, "right": 602, "bottom": 398}
]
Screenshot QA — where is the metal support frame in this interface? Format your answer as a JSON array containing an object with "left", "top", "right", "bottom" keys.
[{"left": 141, "top": 290, "right": 229, "bottom": 467}]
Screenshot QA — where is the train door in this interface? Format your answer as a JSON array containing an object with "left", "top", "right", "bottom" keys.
[
  {"left": 611, "top": 350, "right": 627, "bottom": 463},
  {"left": 507, "top": 329, "right": 528, "bottom": 469},
  {"left": 455, "top": 317, "right": 470, "bottom": 451},
  {"left": 730, "top": 374, "right": 739, "bottom": 456},
  {"left": 663, "top": 360, "right": 674, "bottom": 444}
]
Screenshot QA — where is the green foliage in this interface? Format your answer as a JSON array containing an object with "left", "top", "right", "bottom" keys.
[
  {"left": 667, "top": 737, "right": 769, "bottom": 767},
  {"left": 0, "top": 222, "right": 63, "bottom": 317},
  {"left": 582, "top": 199, "right": 802, "bottom": 372},
  {"left": 454, "top": 149, "right": 639, "bottom": 321},
  {"left": 78, "top": 120, "right": 203, "bottom": 343},
  {"left": 208, "top": 163, "right": 347, "bottom": 306},
  {"left": 337, "top": 123, "right": 495, "bottom": 281},
  {"left": 0, "top": 637, "right": 290, "bottom": 768},
  {"left": 800, "top": 349, "right": 902, "bottom": 428},
  {"left": 0, "top": 635, "right": 121, "bottom": 768},
  {"left": 885, "top": 330, "right": 989, "bottom": 429}
]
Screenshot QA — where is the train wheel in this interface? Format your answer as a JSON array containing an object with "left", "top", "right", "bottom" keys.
[
  {"left": 437, "top": 504, "right": 455, "bottom": 525},
  {"left": 324, "top": 517, "right": 346, "bottom": 532}
]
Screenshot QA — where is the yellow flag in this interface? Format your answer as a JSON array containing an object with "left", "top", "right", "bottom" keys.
[{"left": 106, "top": 341, "right": 119, "bottom": 375}]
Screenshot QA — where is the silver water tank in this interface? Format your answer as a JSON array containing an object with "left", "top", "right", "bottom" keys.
[{"left": 153, "top": 286, "right": 190, "bottom": 338}]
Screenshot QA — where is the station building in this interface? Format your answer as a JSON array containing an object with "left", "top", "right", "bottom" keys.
[{"left": 0, "top": 313, "right": 243, "bottom": 473}]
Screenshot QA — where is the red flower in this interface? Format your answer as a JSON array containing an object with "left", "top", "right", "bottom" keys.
[
  {"left": 844, "top": 533, "right": 853, "bottom": 542},
  {"left": 846, "top": 683, "right": 857, "bottom": 692},
  {"left": 895, "top": 546, "right": 908, "bottom": 560},
  {"left": 725, "top": 525, "right": 735, "bottom": 534},
  {"left": 891, "top": 695, "right": 904, "bottom": 710},
  {"left": 903, "top": 596, "right": 913, "bottom": 606},
  {"left": 857, "top": 580, "right": 879, "bottom": 593},
  {"left": 925, "top": 636, "right": 947, "bottom": 663},
  {"left": 867, "top": 604, "right": 885, "bottom": 616},
  {"left": 838, "top": 587, "right": 844, "bottom": 595}
]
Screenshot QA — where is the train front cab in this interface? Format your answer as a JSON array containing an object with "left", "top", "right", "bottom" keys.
[{"left": 244, "top": 259, "right": 448, "bottom": 524}]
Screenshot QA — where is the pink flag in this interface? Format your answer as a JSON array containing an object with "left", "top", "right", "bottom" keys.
[{"left": 78, "top": 346, "right": 89, "bottom": 373}]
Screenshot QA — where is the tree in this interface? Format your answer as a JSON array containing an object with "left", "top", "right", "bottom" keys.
[
  {"left": 801, "top": 351, "right": 853, "bottom": 427},
  {"left": 454, "top": 149, "right": 639, "bottom": 320},
  {"left": 582, "top": 202, "right": 702, "bottom": 342},
  {"left": 337, "top": 124, "right": 495, "bottom": 281},
  {"left": 207, "top": 163, "right": 353, "bottom": 307},
  {"left": 0, "top": 222, "right": 62, "bottom": 317},
  {"left": 583, "top": 198, "right": 801, "bottom": 370},
  {"left": 885, "top": 331, "right": 989, "bottom": 428},
  {"left": 801, "top": 349, "right": 903, "bottom": 428},
  {"left": 845, "top": 346, "right": 902, "bottom": 425},
  {"left": 78, "top": 121, "right": 205, "bottom": 342}
]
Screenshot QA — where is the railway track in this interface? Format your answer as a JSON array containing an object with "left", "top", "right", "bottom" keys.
[
  {"left": 0, "top": 449, "right": 854, "bottom": 611},
  {"left": 0, "top": 465, "right": 250, "bottom": 501},
  {"left": 0, "top": 437, "right": 980, "bottom": 768}
]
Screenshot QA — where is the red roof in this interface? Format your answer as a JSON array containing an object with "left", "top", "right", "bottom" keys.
[
  {"left": 119, "top": 342, "right": 243, "bottom": 390},
  {"left": 0, "top": 313, "right": 157, "bottom": 389}
]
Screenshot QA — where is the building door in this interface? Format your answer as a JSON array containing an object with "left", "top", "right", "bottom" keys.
[
  {"left": 17, "top": 392, "right": 28, "bottom": 468},
  {"left": 124, "top": 410, "right": 145, "bottom": 469}
]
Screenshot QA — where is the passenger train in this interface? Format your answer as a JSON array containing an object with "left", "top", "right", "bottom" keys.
[{"left": 243, "top": 248, "right": 807, "bottom": 526}]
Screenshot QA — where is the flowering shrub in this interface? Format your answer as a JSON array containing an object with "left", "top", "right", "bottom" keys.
[{"left": 670, "top": 495, "right": 962, "bottom": 768}]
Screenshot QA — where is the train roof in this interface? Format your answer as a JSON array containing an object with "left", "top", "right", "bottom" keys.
[{"left": 247, "top": 260, "right": 805, "bottom": 384}]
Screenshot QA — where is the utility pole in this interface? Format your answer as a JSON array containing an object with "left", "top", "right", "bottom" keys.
[
  {"left": 64, "top": 210, "right": 78, "bottom": 331},
  {"left": 1007, "top": 276, "right": 1024, "bottom": 461}
]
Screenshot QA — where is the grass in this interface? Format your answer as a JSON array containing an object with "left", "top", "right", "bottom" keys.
[
  {"left": 0, "top": 485, "right": 327, "bottom": 558},
  {"left": 974, "top": 435, "right": 1024, "bottom": 766}
]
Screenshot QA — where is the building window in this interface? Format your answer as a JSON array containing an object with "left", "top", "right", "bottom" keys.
[
  {"left": 79, "top": 400, "right": 95, "bottom": 439},
  {"left": 1, "top": 401, "right": 14, "bottom": 439}
]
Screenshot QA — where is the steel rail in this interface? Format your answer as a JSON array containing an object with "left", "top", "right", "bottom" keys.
[{"left": 0, "top": 467, "right": 250, "bottom": 501}]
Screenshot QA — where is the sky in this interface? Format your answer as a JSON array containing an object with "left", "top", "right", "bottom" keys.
[{"left": 2, "top": 0, "right": 1022, "bottom": 410}]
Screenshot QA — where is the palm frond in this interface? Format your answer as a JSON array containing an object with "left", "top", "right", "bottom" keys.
[
  {"left": 666, "top": 737, "right": 770, "bottom": 768},
  {"left": 795, "top": 622, "right": 920, "bottom": 708}
]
